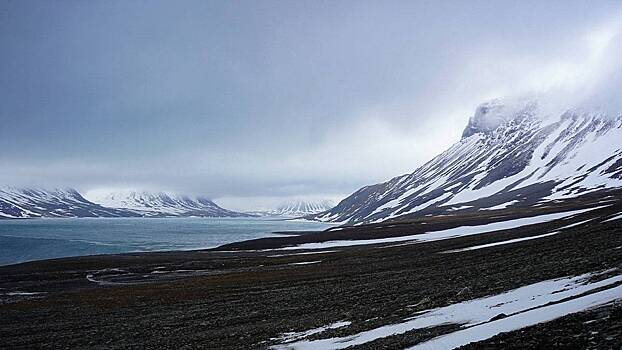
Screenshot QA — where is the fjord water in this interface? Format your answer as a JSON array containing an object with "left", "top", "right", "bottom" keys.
[{"left": 0, "top": 217, "right": 335, "bottom": 266}]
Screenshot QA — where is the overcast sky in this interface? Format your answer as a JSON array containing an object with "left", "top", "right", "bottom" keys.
[{"left": 2, "top": 0, "right": 622, "bottom": 210}]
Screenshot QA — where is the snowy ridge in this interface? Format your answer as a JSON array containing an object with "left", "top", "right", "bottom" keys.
[
  {"left": 0, "top": 187, "right": 249, "bottom": 219},
  {"left": 85, "top": 189, "right": 250, "bottom": 218},
  {"left": 312, "top": 100, "right": 622, "bottom": 224},
  {"left": 269, "top": 199, "right": 335, "bottom": 217},
  {"left": 247, "top": 199, "right": 335, "bottom": 217},
  {"left": 0, "top": 187, "right": 137, "bottom": 219}
]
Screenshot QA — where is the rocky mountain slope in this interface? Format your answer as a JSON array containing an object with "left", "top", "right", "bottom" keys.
[
  {"left": 312, "top": 99, "right": 622, "bottom": 224},
  {"left": 85, "top": 190, "right": 251, "bottom": 218},
  {"left": 0, "top": 187, "right": 138, "bottom": 219}
]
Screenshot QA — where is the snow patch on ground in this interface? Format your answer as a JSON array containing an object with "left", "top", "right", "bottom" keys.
[
  {"left": 272, "top": 271, "right": 622, "bottom": 350},
  {"left": 409, "top": 283, "right": 622, "bottom": 350},
  {"left": 443, "top": 231, "right": 560, "bottom": 253},
  {"left": 557, "top": 219, "right": 593, "bottom": 230},
  {"left": 267, "top": 251, "right": 337, "bottom": 258},
  {"left": 288, "top": 261, "right": 322, "bottom": 266},
  {"left": 279, "top": 207, "right": 600, "bottom": 250},
  {"left": 271, "top": 321, "right": 351, "bottom": 345},
  {"left": 603, "top": 213, "right": 622, "bottom": 222},
  {"left": 446, "top": 205, "right": 473, "bottom": 211},
  {"left": 480, "top": 200, "right": 520, "bottom": 211},
  {"left": 1, "top": 291, "right": 45, "bottom": 296}
]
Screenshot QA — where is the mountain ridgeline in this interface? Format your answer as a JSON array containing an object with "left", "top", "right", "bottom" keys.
[
  {"left": 0, "top": 187, "right": 249, "bottom": 219},
  {"left": 311, "top": 99, "right": 622, "bottom": 224},
  {"left": 85, "top": 190, "right": 251, "bottom": 218},
  {"left": 0, "top": 187, "right": 138, "bottom": 219},
  {"left": 245, "top": 199, "right": 335, "bottom": 218}
]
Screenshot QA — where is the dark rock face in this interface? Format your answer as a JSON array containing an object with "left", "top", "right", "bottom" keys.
[{"left": 312, "top": 102, "right": 622, "bottom": 224}]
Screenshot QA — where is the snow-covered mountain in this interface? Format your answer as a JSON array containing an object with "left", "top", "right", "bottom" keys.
[
  {"left": 0, "top": 187, "right": 251, "bottom": 219},
  {"left": 85, "top": 190, "right": 251, "bottom": 218},
  {"left": 312, "top": 99, "right": 622, "bottom": 224},
  {"left": 247, "top": 199, "right": 335, "bottom": 217},
  {"left": 270, "top": 199, "right": 335, "bottom": 217},
  {"left": 0, "top": 187, "right": 138, "bottom": 219}
]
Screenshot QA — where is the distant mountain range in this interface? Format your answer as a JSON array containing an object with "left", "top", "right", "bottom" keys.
[
  {"left": 0, "top": 187, "right": 249, "bottom": 219},
  {"left": 311, "top": 99, "right": 622, "bottom": 224},
  {"left": 85, "top": 190, "right": 253, "bottom": 218},
  {"left": 248, "top": 199, "right": 335, "bottom": 218},
  {"left": 6, "top": 99, "right": 620, "bottom": 223},
  {"left": 86, "top": 190, "right": 251, "bottom": 218},
  {"left": 0, "top": 187, "right": 138, "bottom": 219},
  {"left": 271, "top": 199, "right": 335, "bottom": 217}
]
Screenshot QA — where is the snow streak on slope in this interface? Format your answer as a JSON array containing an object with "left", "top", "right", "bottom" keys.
[
  {"left": 271, "top": 271, "right": 622, "bottom": 350},
  {"left": 281, "top": 206, "right": 597, "bottom": 250},
  {"left": 313, "top": 100, "right": 622, "bottom": 224},
  {"left": 85, "top": 190, "right": 249, "bottom": 218},
  {"left": 0, "top": 187, "right": 136, "bottom": 219},
  {"left": 270, "top": 199, "right": 335, "bottom": 217},
  {"left": 442, "top": 231, "right": 560, "bottom": 253}
]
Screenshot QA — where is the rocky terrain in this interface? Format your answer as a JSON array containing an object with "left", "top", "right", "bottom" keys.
[{"left": 0, "top": 191, "right": 620, "bottom": 349}]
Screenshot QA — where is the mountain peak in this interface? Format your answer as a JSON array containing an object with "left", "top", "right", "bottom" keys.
[
  {"left": 462, "top": 98, "right": 538, "bottom": 138},
  {"left": 313, "top": 101, "right": 622, "bottom": 224}
]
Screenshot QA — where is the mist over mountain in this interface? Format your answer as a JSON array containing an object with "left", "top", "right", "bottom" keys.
[
  {"left": 312, "top": 99, "right": 622, "bottom": 224},
  {"left": 3, "top": 2, "right": 621, "bottom": 208}
]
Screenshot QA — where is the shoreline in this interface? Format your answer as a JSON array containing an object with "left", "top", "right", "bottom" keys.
[
  {"left": 0, "top": 196, "right": 621, "bottom": 349},
  {"left": 0, "top": 217, "right": 336, "bottom": 267}
]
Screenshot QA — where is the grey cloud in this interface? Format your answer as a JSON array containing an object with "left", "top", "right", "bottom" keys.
[{"left": 1, "top": 0, "right": 622, "bottom": 209}]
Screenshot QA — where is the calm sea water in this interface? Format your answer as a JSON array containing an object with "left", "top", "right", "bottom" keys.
[{"left": 0, "top": 217, "right": 336, "bottom": 266}]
